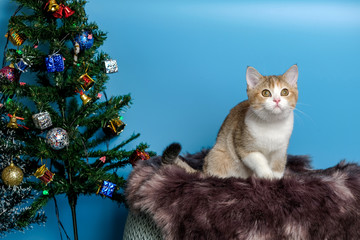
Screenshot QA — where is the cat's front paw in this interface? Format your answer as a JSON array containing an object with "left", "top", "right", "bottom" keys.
[
  {"left": 273, "top": 171, "right": 284, "bottom": 179},
  {"left": 255, "top": 169, "right": 274, "bottom": 179}
]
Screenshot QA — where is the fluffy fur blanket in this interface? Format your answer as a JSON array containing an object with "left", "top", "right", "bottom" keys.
[{"left": 126, "top": 151, "right": 360, "bottom": 240}]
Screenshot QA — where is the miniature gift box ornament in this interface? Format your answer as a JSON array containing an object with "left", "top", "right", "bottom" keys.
[
  {"left": 45, "top": 54, "right": 65, "bottom": 73},
  {"left": 104, "top": 59, "right": 118, "bottom": 74},
  {"left": 32, "top": 111, "right": 52, "bottom": 130},
  {"left": 97, "top": 180, "right": 116, "bottom": 198}
]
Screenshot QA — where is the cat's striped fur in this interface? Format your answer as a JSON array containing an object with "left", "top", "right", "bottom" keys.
[{"left": 163, "top": 65, "right": 299, "bottom": 179}]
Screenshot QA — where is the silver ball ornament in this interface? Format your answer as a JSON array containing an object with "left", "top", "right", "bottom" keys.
[{"left": 46, "top": 127, "right": 69, "bottom": 150}]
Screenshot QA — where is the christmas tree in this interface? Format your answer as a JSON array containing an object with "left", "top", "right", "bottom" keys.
[
  {"left": 0, "top": 1, "right": 152, "bottom": 239},
  {"left": 0, "top": 115, "right": 46, "bottom": 238}
]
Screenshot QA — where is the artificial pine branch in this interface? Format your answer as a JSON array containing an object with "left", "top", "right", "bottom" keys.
[
  {"left": 16, "top": 195, "right": 50, "bottom": 228},
  {"left": 0, "top": 121, "right": 46, "bottom": 237},
  {"left": 0, "top": 0, "right": 153, "bottom": 238}
]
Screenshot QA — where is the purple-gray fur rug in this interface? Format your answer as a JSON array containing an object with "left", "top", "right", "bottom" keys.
[{"left": 126, "top": 151, "right": 360, "bottom": 240}]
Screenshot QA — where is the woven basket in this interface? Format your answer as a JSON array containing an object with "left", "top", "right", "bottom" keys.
[{"left": 123, "top": 211, "right": 162, "bottom": 240}]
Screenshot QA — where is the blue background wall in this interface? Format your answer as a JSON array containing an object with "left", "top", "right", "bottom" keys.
[{"left": 1, "top": 0, "right": 360, "bottom": 239}]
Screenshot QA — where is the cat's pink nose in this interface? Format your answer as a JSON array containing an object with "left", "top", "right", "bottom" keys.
[{"left": 273, "top": 98, "right": 281, "bottom": 104}]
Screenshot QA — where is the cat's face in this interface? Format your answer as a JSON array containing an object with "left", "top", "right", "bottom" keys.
[{"left": 246, "top": 65, "right": 298, "bottom": 120}]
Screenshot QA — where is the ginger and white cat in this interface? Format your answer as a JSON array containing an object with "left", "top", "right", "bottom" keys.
[{"left": 162, "top": 65, "right": 298, "bottom": 179}]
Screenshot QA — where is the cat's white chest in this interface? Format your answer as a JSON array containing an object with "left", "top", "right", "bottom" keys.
[{"left": 244, "top": 112, "right": 294, "bottom": 153}]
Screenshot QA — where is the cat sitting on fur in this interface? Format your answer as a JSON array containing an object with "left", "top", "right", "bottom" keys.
[{"left": 162, "top": 65, "right": 299, "bottom": 179}]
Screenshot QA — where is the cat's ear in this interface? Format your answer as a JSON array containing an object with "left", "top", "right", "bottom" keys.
[
  {"left": 246, "top": 66, "right": 262, "bottom": 89},
  {"left": 283, "top": 65, "right": 298, "bottom": 86}
]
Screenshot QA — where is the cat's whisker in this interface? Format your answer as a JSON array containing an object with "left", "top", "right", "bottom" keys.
[
  {"left": 293, "top": 107, "right": 314, "bottom": 123},
  {"left": 247, "top": 109, "right": 262, "bottom": 121},
  {"left": 296, "top": 102, "right": 311, "bottom": 107},
  {"left": 293, "top": 111, "right": 306, "bottom": 126}
]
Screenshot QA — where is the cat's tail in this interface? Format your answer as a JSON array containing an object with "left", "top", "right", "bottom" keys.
[
  {"left": 161, "top": 143, "right": 198, "bottom": 174},
  {"left": 161, "top": 142, "right": 182, "bottom": 165}
]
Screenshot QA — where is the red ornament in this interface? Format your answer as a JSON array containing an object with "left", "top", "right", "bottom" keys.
[
  {"left": 129, "top": 149, "right": 150, "bottom": 167},
  {"left": 53, "top": 4, "right": 74, "bottom": 18},
  {"left": 34, "top": 164, "right": 55, "bottom": 185},
  {"left": 52, "top": 3, "right": 63, "bottom": 18},
  {"left": 0, "top": 64, "right": 20, "bottom": 82},
  {"left": 63, "top": 5, "right": 75, "bottom": 18},
  {"left": 78, "top": 73, "right": 95, "bottom": 91}
]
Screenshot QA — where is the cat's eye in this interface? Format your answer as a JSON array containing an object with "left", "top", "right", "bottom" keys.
[
  {"left": 262, "top": 89, "right": 272, "bottom": 97},
  {"left": 281, "top": 88, "right": 289, "bottom": 96}
]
